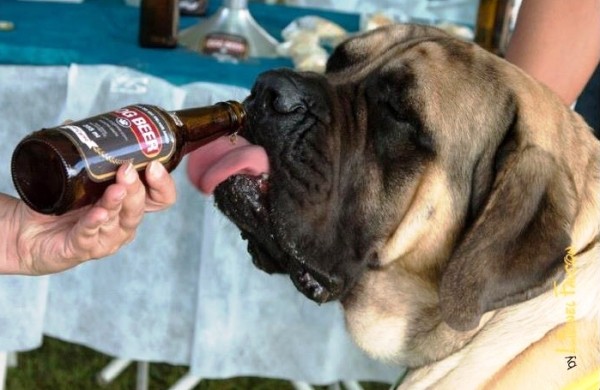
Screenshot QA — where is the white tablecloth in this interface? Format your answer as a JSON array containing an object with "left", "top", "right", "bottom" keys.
[{"left": 0, "top": 64, "right": 398, "bottom": 384}]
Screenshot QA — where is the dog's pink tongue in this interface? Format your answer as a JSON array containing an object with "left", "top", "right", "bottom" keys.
[{"left": 186, "top": 136, "right": 270, "bottom": 194}]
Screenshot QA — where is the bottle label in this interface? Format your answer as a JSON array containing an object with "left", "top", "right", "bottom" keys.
[
  {"left": 202, "top": 32, "right": 249, "bottom": 59},
  {"left": 56, "top": 105, "right": 176, "bottom": 182}
]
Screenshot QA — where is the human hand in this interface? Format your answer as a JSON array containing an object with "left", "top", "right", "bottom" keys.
[{"left": 6, "top": 161, "right": 176, "bottom": 275}]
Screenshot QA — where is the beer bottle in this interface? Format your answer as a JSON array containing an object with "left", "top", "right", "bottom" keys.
[
  {"left": 11, "top": 101, "right": 246, "bottom": 215},
  {"left": 474, "top": 0, "right": 516, "bottom": 56},
  {"left": 138, "top": 0, "right": 179, "bottom": 48}
]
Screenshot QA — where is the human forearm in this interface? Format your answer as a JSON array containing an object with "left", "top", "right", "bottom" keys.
[
  {"left": 505, "top": 0, "right": 600, "bottom": 105},
  {"left": 0, "top": 194, "right": 25, "bottom": 274}
]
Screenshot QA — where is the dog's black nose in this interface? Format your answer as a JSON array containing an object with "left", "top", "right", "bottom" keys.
[
  {"left": 244, "top": 68, "right": 331, "bottom": 147},
  {"left": 253, "top": 70, "right": 308, "bottom": 114}
]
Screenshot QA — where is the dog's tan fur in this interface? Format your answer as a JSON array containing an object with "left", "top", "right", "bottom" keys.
[{"left": 332, "top": 25, "right": 600, "bottom": 389}]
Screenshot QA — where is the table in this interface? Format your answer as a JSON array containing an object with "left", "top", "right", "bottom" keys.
[
  {"left": 0, "top": 0, "right": 398, "bottom": 386},
  {"left": 0, "top": 0, "right": 359, "bottom": 87}
]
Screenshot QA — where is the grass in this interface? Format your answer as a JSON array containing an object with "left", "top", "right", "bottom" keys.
[{"left": 6, "top": 337, "right": 390, "bottom": 390}]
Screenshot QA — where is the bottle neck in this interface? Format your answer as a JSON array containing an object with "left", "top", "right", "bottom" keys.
[{"left": 174, "top": 101, "right": 246, "bottom": 155}]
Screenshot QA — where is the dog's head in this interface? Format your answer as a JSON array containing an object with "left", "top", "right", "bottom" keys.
[{"left": 195, "top": 24, "right": 584, "bottom": 336}]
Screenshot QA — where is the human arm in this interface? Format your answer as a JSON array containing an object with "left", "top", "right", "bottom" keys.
[
  {"left": 505, "top": 0, "right": 600, "bottom": 105},
  {"left": 0, "top": 161, "right": 176, "bottom": 275}
]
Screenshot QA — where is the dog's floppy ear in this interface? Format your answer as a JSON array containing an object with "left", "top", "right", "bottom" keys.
[{"left": 439, "top": 109, "right": 577, "bottom": 332}]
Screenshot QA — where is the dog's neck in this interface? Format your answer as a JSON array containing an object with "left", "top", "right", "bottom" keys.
[
  {"left": 397, "top": 242, "right": 600, "bottom": 389},
  {"left": 342, "top": 240, "right": 598, "bottom": 369},
  {"left": 341, "top": 253, "right": 488, "bottom": 367}
]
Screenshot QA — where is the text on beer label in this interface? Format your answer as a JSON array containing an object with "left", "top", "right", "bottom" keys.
[{"left": 114, "top": 107, "right": 163, "bottom": 157}]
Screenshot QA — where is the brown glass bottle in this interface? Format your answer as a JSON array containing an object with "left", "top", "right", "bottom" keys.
[
  {"left": 139, "top": 0, "right": 179, "bottom": 48},
  {"left": 474, "top": 0, "right": 516, "bottom": 56},
  {"left": 11, "top": 101, "right": 246, "bottom": 215}
]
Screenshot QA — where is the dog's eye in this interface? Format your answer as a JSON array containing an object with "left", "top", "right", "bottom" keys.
[
  {"left": 374, "top": 99, "right": 434, "bottom": 156},
  {"left": 384, "top": 101, "right": 406, "bottom": 121}
]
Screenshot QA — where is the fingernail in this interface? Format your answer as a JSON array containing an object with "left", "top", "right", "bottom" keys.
[
  {"left": 148, "top": 161, "right": 164, "bottom": 179},
  {"left": 124, "top": 162, "right": 136, "bottom": 183}
]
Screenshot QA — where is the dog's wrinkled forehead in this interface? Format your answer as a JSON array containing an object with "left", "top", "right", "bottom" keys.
[
  {"left": 326, "top": 25, "right": 511, "bottom": 150},
  {"left": 326, "top": 24, "right": 451, "bottom": 76}
]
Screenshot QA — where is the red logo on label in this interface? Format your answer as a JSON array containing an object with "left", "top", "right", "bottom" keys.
[{"left": 115, "top": 108, "right": 162, "bottom": 158}]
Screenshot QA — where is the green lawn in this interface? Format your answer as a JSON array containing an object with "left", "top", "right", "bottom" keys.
[{"left": 6, "top": 337, "right": 390, "bottom": 390}]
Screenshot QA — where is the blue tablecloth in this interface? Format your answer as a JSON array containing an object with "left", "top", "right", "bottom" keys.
[{"left": 0, "top": 0, "right": 359, "bottom": 87}]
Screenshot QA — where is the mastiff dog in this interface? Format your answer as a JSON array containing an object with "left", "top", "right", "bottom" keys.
[{"left": 188, "top": 24, "right": 600, "bottom": 389}]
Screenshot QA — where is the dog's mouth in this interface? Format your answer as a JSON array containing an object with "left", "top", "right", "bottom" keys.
[{"left": 186, "top": 130, "right": 343, "bottom": 304}]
